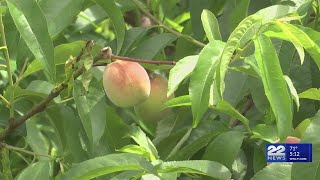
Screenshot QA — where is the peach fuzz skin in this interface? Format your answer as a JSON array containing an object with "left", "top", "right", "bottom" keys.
[
  {"left": 103, "top": 60, "right": 151, "bottom": 107},
  {"left": 134, "top": 73, "right": 174, "bottom": 122}
]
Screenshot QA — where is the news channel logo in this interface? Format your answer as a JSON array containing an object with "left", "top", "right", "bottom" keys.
[{"left": 266, "top": 143, "right": 312, "bottom": 162}]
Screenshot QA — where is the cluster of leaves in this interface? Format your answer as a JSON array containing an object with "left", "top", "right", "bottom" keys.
[{"left": 0, "top": 0, "right": 320, "bottom": 179}]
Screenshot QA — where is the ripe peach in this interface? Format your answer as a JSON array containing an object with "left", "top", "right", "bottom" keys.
[
  {"left": 275, "top": 136, "right": 301, "bottom": 143},
  {"left": 134, "top": 73, "right": 174, "bottom": 121},
  {"left": 103, "top": 60, "right": 151, "bottom": 107}
]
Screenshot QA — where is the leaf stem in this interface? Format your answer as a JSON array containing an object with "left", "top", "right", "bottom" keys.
[
  {"left": 166, "top": 128, "right": 192, "bottom": 160},
  {"left": 0, "top": 64, "right": 7, "bottom": 69},
  {"left": 0, "top": 93, "right": 10, "bottom": 107},
  {"left": 1, "top": 143, "right": 55, "bottom": 159},
  {"left": 132, "top": 0, "right": 206, "bottom": 47}
]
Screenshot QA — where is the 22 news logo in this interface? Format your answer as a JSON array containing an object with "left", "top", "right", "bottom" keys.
[
  {"left": 266, "top": 143, "right": 312, "bottom": 162},
  {"left": 267, "top": 145, "right": 286, "bottom": 161}
]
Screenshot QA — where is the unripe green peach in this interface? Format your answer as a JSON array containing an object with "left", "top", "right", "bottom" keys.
[
  {"left": 103, "top": 60, "right": 151, "bottom": 107},
  {"left": 134, "top": 73, "right": 174, "bottom": 121}
]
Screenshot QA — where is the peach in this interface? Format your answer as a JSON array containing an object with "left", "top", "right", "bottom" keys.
[
  {"left": 275, "top": 136, "right": 301, "bottom": 143},
  {"left": 103, "top": 60, "right": 151, "bottom": 107},
  {"left": 134, "top": 73, "right": 174, "bottom": 121}
]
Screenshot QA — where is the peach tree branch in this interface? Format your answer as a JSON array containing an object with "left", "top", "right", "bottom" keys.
[{"left": 0, "top": 44, "right": 176, "bottom": 141}]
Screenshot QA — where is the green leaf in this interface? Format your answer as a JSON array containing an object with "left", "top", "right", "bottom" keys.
[
  {"left": 256, "top": 5, "right": 297, "bottom": 22},
  {"left": 167, "top": 55, "right": 198, "bottom": 97},
  {"left": 252, "top": 163, "right": 292, "bottom": 180},
  {"left": 110, "top": 171, "right": 144, "bottom": 180},
  {"left": 119, "top": 27, "right": 148, "bottom": 56},
  {"left": 189, "top": 0, "right": 207, "bottom": 40},
  {"left": 162, "top": 95, "right": 192, "bottom": 109},
  {"left": 129, "top": 33, "right": 177, "bottom": 60},
  {"left": 105, "top": 106, "right": 130, "bottom": 151},
  {"left": 39, "top": 0, "right": 86, "bottom": 38},
  {"left": 189, "top": 41, "right": 225, "bottom": 128},
  {"left": 291, "top": 112, "right": 320, "bottom": 179},
  {"left": 171, "top": 121, "right": 227, "bottom": 161},
  {"left": 46, "top": 105, "right": 88, "bottom": 162},
  {"left": 254, "top": 34, "right": 293, "bottom": 141},
  {"left": 93, "top": 0, "right": 125, "bottom": 54},
  {"left": 268, "top": 22, "right": 320, "bottom": 69},
  {"left": 251, "top": 124, "right": 278, "bottom": 142},
  {"left": 6, "top": 0, "right": 55, "bottom": 81},
  {"left": 216, "top": 15, "right": 261, "bottom": 98},
  {"left": 21, "top": 41, "right": 96, "bottom": 80},
  {"left": 201, "top": 9, "right": 221, "bottom": 41},
  {"left": 73, "top": 80, "right": 106, "bottom": 146},
  {"left": 128, "top": 126, "right": 159, "bottom": 160},
  {"left": 294, "top": 118, "right": 311, "bottom": 138},
  {"left": 292, "top": 162, "right": 320, "bottom": 180},
  {"left": 202, "top": 130, "right": 244, "bottom": 170},
  {"left": 17, "top": 161, "right": 50, "bottom": 180},
  {"left": 273, "top": 22, "right": 305, "bottom": 65},
  {"left": 213, "top": 100, "right": 251, "bottom": 131},
  {"left": 253, "top": 146, "right": 266, "bottom": 173},
  {"left": 4, "top": 85, "right": 47, "bottom": 102},
  {"left": 299, "top": 88, "right": 320, "bottom": 100},
  {"left": 228, "top": 0, "right": 250, "bottom": 32},
  {"left": 231, "top": 150, "right": 247, "bottom": 180},
  {"left": 26, "top": 119, "right": 50, "bottom": 161},
  {"left": 117, "top": 145, "right": 156, "bottom": 161},
  {"left": 158, "top": 160, "right": 231, "bottom": 180},
  {"left": 300, "top": 112, "right": 320, "bottom": 159},
  {"left": 283, "top": 75, "right": 300, "bottom": 110},
  {"left": 61, "top": 153, "right": 157, "bottom": 180}
]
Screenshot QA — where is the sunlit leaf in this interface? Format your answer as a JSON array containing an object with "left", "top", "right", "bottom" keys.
[{"left": 254, "top": 34, "right": 293, "bottom": 141}]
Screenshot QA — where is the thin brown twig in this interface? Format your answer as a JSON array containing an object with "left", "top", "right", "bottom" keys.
[
  {"left": 230, "top": 96, "right": 254, "bottom": 128},
  {"left": 96, "top": 47, "right": 176, "bottom": 65},
  {"left": 98, "top": 54, "right": 176, "bottom": 65}
]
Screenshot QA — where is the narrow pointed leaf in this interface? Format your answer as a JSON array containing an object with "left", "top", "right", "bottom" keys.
[
  {"left": 268, "top": 22, "right": 320, "bottom": 69},
  {"left": 202, "top": 131, "right": 244, "bottom": 170},
  {"left": 299, "top": 88, "right": 320, "bottom": 100},
  {"left": 213, "top": 100, "right": 251, "bottom": 131},
  {"left": 283, "top": 75, "right": 300, "bottom": 110},
  {"left": 189, "top": 41, "right": 225, "bottom": 128},
  {"left": 93, "top": 0, "right": 125, "bottom": 54},
  {"left": 129, "top": 33, "right": 177, "bottom": 59},
  {"left": 273, "top": 22, "right": 305, "bottom": 64},
  {"left": 39, "top": 0, "right": 86, "bottom": 38},
  {"left": 216, "top": 15, "right": 261, "bottom": 98},
  {"left": 168, "top": 55, "right": 198, "bottom": 97},
  {"left": 254, "top": 35, "right": 293, "bottom": 141},
  {"left": 158, "top": 160, "right": 231, "bottom": 180},
  {"left": 17, "top": 161, "right": 50, "bottom": 180},
  {"left": 201, "top": 9, "right": 221, "bottom": 41},
  {"left": 61, "top": 153, "right": 157, "bottom": 180},
  {"left": 6, "top": 0, "right": 55, "bottom": 80},
  {"left": 252, "top": 163, "right": 292, "bottom": 180}
]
